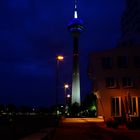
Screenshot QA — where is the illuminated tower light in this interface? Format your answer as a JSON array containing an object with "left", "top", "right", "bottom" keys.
[
  {"left": 74, "top": 0, "right": 78, "bottom": 18},
  {"left": 67, "top": 0, "right": 84, "bottom": 105}
]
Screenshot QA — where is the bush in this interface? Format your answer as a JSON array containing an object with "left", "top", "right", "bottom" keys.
[
  {"left": 126, "top": 118, "right": 140, "bottom": 129},
  {"left": 106, "top": 120, "right": 113, "bottom": 128},
  {"left": 106, "top": 118, "right": 118, "bottom": 129}
]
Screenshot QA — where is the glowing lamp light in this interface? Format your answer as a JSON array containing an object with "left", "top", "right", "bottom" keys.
[
  {"left": 64, "top": 84, "right": 69, "bottom": 89},
  {"left": 67, "top": 94, "right": 71, "bottom": 98},
  {"left": 57, "top": 55, "right": 64, "bottom": 61},
  {"left": 90, "top": 105, "right": 96, "bottom": 111}
]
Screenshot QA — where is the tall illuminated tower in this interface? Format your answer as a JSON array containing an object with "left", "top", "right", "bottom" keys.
[{"left": 67, "top": 0, "right": 84, "bottom": 105}]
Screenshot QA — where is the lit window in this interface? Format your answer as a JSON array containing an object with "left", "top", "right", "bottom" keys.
[
  {"left": 122, "top": 77, "right": 133, "bottom": 88},
  {"left": 101, "top": 57, "right": 113, "bottom": 69},
  {"left": 128, "top": 96, "right": 139, "bottom": 116},
  {"left": 106, "top": 77, "right": 116, "bottom": 88},
  {"left": 111, "top": 97, "right": 121, "bottom": 117},
  {"left": 117, "top": 56, "right": 128, "bottom": 68}
]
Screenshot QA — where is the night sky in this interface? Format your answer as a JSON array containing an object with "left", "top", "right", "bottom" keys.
[{"left": 0, "top": 0, "right": 125, "bottom": 107}]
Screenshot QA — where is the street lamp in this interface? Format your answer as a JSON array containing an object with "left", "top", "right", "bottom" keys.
[
  {"left": 57, "top": 55, "right": 64, "bottom": 61},
  {"left": 56, "top": 55, "right": 64, "bottom": 115},
  {"left": 67, "top": 94, "right": 71, "bottom": 105},
  {"left": 64, "top": 84, "right": 69, "bottom": 105},
  {"left": 67, "top": 94, "right": 71, "bottom": 98}
]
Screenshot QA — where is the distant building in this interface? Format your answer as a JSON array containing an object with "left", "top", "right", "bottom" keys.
[{"left": 88, "top": 46, "right": 140, "bottom": 120}]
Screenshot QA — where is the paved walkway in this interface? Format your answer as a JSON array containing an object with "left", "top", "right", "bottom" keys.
[
  {"left": 52, "top": 118, "right": 140, "bottom": 140},
  {"left": 19, "top": 117, "right": 140, "bottom": 140},
  {"left": 19, "top": 128, "right": 55, "bottom": 140}
]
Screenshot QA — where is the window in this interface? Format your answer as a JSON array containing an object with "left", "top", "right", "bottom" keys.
[
  {"left": 101, "top": 57, "right": 112, "bottom": 69},
  {"left": 117, "top": 56, "right": 128, "bottom": 68},
  {"left": 122, "top": 77, "right": 133, "bottom": 88},
  {"left": 111, "top": 97, "right": 121, "bottom": 116},
  {"left": 131, "top": 96, "right": 138, "bottom": 116},
  {"left": 106, "top": 77, "right": 117, "bottom": 88},
  {"left": 134, "top": 56, "right": 140, "bottom": 68}
]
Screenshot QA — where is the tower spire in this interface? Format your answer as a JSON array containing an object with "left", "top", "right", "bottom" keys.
[{"left": 74, "top": 0, "right": 78, "bottom": 19}]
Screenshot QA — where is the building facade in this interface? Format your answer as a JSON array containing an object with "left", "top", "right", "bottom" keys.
[
  {"left": 88, "top": 46, "right": 140, "bottom": 120},
  {"left": 88, "top": 0, "right": 140, "bottom": 120}
]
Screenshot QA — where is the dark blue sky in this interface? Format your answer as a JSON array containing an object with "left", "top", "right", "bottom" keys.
[{"left": 0, "top": 0, "right": 125, "bottom": 107}]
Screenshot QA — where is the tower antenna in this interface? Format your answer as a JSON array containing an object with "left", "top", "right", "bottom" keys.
[{"left": 74, "top": 0, "right": 78, "bottom": 18}]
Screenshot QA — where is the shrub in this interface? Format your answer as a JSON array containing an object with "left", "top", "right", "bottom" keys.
[
  {"left": 126, "top": 118, "right": 140, "bottom": 129},
  {"left": 106, "top": 118, "right": 118, "bottom": 129}
]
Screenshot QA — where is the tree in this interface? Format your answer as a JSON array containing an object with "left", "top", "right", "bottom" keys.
[
  {"left": 69, "top": 102, "right": 81, "bottom": 117},
  {"left": 81, "top": 93, "right": 97, "bottom": 117}
]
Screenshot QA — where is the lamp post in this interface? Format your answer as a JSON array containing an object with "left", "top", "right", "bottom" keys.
[
  {"left": 67, "top": 94, "right": 71, "bottom": 105},
  {"left": 64, "top": 84, "right": 69, "bottom": 105},
  {"left": 56, "top": 55, "right": 64, "bottom": 115},
  {"left": 64, "top": 84, "right": 69, "bottom": 115},
  {"left": 67, "top": 94, "right": 71, "bottom": 98}
]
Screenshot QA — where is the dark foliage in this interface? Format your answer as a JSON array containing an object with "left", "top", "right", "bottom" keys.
[
  {"left": 106, "top": 118, "right": 119, "bottom": 129},
  {"left": 68, "top": 102, "right": 81, "bottom": 117},
  {"left": 126, "top": 118, "right": 140, "bottom": 129}
]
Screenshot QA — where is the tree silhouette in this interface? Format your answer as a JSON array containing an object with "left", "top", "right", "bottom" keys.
[{"left": 69, "top": 102, "right": 81, "bottom": 117}]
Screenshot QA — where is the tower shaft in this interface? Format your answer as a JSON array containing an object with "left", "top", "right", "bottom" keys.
[{"left": 72, "top": 36, "right": 81, "bottom": 105}]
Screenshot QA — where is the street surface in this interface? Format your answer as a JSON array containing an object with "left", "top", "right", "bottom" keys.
[{"left": 52, "top": 118, "right": 140, "bottom": 140}]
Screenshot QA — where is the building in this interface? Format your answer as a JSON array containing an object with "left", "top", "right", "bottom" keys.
[
  {"left": 88, "top": 46, "right": 140, "bottom": 120},
  {"left": 67, "top": 0, "right": 84, "bottom": 105},
  {"left": 88, "top": 0, "right": 140, "bottom": 120}
]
